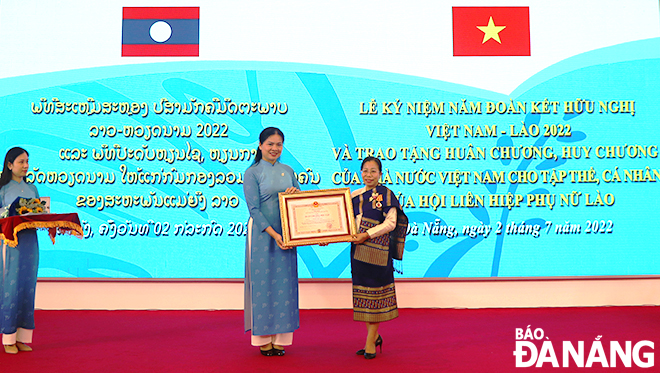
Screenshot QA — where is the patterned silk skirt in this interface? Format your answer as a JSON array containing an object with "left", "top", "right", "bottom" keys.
[{"left": 350, "top": 244, "right": 398, "bottom": 323}]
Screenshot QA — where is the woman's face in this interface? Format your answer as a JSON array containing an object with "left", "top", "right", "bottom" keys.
[
  {"left": 361, "top": 160, "right": 381, "bottom": 189},
  {"left": 258, "top": 134, "right": 283, "bottom": 164},
  {"left": 8, "top": 152, "right": 29, "bottom": 182}
]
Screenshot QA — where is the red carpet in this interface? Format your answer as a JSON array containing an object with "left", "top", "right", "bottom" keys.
[{"left": 0, "top": 307, "right": 658, "bottom": 372}]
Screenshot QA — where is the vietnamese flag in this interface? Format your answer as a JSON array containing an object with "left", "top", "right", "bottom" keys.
[
  {"left": 122, "top": 7, "right": 199, "bottom": 57},
  {"left": 453, "top": 7, "right": 530, "bottom": 56}
]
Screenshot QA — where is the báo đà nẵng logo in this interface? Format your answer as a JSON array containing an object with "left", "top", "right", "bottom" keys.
[{"left": 513, "top": 326, "right": 654, "bottom": 368}]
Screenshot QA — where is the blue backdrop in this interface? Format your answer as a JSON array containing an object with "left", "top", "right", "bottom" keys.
[{"left": 0, "top": 38, "right": 658, "bottom": 278}]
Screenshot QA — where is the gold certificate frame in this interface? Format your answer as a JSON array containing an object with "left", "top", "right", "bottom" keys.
[{"left": 279, "top": 188, "right": 357, "bottom": 246}]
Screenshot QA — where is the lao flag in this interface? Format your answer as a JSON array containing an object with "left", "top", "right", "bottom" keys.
[
  {"left": 452, "top": 7, "right": 530, "bottom": 56},
  {"left": 122, "top": 7, "right": 199, "bottom": 57}
]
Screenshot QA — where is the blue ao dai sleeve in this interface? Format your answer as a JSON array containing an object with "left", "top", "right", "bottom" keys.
[
  {"left": 243, "top": 168, "right": 271, "bottom": 233},
  {"left": 291, "top": 169, "right": 300, "bottom": 190},
  {"left": 0, "top": 187, "right": 5, "bottom": 216}
]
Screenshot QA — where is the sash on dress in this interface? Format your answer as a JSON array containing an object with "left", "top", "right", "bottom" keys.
[{"left": 352, "top": 186, "right": 408, "bottom": 267}]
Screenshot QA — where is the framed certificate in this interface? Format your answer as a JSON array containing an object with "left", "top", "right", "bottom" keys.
[{"left": 279, "top": 188, "right": 357, "bottom": 246}]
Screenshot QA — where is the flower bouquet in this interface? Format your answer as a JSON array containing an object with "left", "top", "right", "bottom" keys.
[{"left": 4, "top": 197, "right": 48, "bottom": 217}]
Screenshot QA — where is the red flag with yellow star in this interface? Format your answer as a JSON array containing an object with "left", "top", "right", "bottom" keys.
[{"left": 452, "top": 7, "right": 530, "bottom": 56}]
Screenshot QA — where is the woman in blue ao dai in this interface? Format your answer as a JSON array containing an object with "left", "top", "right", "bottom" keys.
[
  {"left": 243, "top": 127, "right": 300, "bottom": 357},
  {"left": 0, "top": 147, "right": 39, "bottom": 355}
]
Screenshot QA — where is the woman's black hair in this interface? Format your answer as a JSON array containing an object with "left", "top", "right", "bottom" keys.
[
  {"left": 361, "top": 156, "right": 382, "bottom": 172},
  {"left": 253, "top": 127, "right": 285, "bottom": 164},
  {"left": 0, "top": 147, "right": 29, "bottom": 188}
]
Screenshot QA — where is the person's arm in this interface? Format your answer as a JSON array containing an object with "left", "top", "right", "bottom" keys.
[
  {"left": 367, "top": 207, "right": 397, "bottom": 237},
  {"left": 243, "top": 169, "right": 290, "bottom": 250},
  {"left": 264, "top": 226, "right": 287, "bottom": 249},
  {"left": 243, "top": 169, "right": 271, "bottom": 234},
  {"left": 291, "top": 168, "right": 300, "bottom": 190},
  {"left": 281, "top": 166, "right": 300, "bottom": 195},
  {"left": 354, "top": 208, "right": 397, "bottom": 244},
  {"left": 0, "top": 187, "right": 6, "bottom": 217}
]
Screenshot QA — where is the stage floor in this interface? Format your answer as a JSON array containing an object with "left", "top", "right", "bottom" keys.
[{"left": 1, "top": 307, "right": 658, "bottom": 372}]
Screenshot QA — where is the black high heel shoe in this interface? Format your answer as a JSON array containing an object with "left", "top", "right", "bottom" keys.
[
  {"left": 375, "top": 335, "right": 383, "bottom": 352},
  {"left": 357, "top": 335, "right": 383, "bottom": 358}
]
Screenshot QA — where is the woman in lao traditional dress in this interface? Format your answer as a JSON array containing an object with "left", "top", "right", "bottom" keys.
[
  {"left": 351, "top": 156, "right": 408, "bottom": 360},
  {"left": 0, "top": 147, "right": 39, "bottom": 354},
  {"left": 243, "top": 127, "right": 300, "bottom": 357}
]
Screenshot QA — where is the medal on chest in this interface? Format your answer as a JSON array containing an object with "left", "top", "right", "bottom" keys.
[{"left": 369, "top": 190, "right": 383, "bottom": 209}]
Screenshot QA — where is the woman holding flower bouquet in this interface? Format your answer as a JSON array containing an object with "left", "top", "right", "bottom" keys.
[
  {"left": 0, "top": 147, "right": 40, "bottom": 354},
  {"left": 350, "top": 156, "right": 408, "bottom": 360}
]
